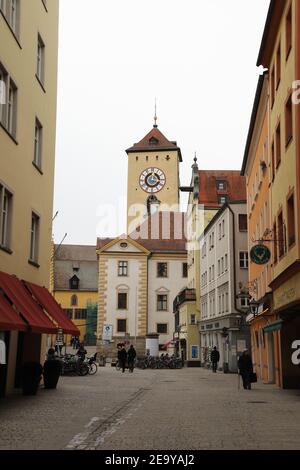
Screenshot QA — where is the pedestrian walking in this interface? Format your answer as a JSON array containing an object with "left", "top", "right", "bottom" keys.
[
  {"left": 238, "top": 349, "right": 254, "bottom": 390},
  {"left": 210, "top": 346, "right": 220, "bottom": 373},
  {"left": 118, "top": 345, "right": 127, "bottom": 373},
  {"left": 127, "top": 345, "right": 137, "bottom": 372}
]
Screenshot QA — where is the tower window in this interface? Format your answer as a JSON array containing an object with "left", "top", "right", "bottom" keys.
[{"left": 149, "top": 137, "right": 158, "bottom": 146}]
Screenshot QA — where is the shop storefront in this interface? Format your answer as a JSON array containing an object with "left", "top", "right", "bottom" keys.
[
  {"left": 272, "top": 270, "right": 300, "bottom": 390},
  {"left": 199, "top": 314, "right": 250, "bottom": 373},
  {"left": 0, "top": 271, "right": 79, "bottom": 397}
]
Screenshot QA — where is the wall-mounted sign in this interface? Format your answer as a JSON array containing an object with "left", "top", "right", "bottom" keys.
[
  {"left": 102, "top": 324, "right": 113, "bottom": 341},
  {"left": 250, "top": 244, "right": 271, "bottom": 265}
]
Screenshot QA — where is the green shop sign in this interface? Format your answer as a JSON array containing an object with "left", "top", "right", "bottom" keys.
[{"left": 250, "top": 244, "right": 271, "bottom": 265}]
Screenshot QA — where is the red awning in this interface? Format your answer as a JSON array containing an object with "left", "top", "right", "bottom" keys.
[
  {"left": 0, "top": 272, "right": 57, "bottom": 334},
  {"left": 24, "top": 281, "right": 80, "bottom": 336},
  {"left": 0, "top": 291, "right": 27, "bottom": 332}
]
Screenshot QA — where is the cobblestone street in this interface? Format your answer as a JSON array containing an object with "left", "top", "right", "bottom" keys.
[{"left": 1, "top": 366, "right": 300, "bottom": 450}]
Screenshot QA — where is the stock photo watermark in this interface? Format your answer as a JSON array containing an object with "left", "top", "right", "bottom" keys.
[{"left": 96, "top": 200, "right": 206, "bottom": 251}]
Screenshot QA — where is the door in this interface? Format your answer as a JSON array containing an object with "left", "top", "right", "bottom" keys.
[
  {"left": 0, "top": 332, "right": 10, "bottom": 398},
  {"left": 267, "top": 332, "right": 275, "bottom": 384}
]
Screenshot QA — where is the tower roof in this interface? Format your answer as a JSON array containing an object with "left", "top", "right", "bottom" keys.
[{"left": 126, "top": 127, "right": 182, "bottom": 162}]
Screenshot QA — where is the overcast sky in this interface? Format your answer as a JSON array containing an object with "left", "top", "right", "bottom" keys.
[{"left": 53, "top": 0, "right": 270, "bottom": 246}]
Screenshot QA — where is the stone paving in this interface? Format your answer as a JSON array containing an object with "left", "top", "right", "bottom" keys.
[{"left": 0, "top": 366, "right": 300, "bottom": 450}]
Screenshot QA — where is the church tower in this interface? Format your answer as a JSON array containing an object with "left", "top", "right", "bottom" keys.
[{"left": 126, "top": 115, "right": 182, "bottom": 233}]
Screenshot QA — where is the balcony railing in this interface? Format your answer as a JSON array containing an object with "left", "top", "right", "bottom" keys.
[{"left": 173, "top": 288, "right": 196, "bottom": 312}]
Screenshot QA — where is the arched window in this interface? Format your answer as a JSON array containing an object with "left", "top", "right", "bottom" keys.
[
  {"left": 69, "top": 275, "right": 79, "bottom": 290},
  {"left": 71, "top": 294, "right": 78, "bottom": 306}
]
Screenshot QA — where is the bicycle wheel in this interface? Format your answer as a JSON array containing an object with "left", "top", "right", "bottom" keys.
[
  {"left": 78, "top": 363, "right": 89, "bottom": 376},
  {"left": 88, "top": 362, "right": 98, "bottom": 375}
]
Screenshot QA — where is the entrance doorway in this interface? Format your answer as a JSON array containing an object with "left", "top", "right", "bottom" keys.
[
  {"left": 0, "top": 332, "right": 10, "bottom": 398},
  {"left": 267, "top": 332, "right": 275, "bottom": 384}
]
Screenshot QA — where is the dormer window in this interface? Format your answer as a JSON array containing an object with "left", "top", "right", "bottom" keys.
[
  {"left": 218, "top": 196, "right": 228, "bottom": 205},
  {"left": 216, "top": 180, "right": 227, "bottom": 191},
  {"left": 69, "top": 275, "right": 80, "bottom": 290},
  {"left": 149, "top": 137, "right": 158, "bottom": 146}
]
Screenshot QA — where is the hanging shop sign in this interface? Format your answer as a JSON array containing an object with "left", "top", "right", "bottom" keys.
[{"left": 250, "top": 244, "right": 271, "bottom": 265}]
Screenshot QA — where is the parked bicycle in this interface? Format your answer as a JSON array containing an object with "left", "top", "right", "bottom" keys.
[
  {"left": 136, "top": 355, "right": 182, "bottom": 370},
  {"left": 86, "top": 353, "right": 98, "bottom": 375},
  {"left": 61, "top": 354, "right": 89, "bottom": 376}
]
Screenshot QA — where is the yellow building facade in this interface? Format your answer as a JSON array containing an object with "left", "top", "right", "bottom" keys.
[
  {"left": 0, "top": 0, "right": 59, "bottom": 395},
  {"left": 126, "top": 125, "right": 182, "bottom": 233},
  {"left": 53, "top": 244, "right": 99, "bottom": 346},
  {"left": 253, "top": 0, "right": 300, "bottom": 388}
]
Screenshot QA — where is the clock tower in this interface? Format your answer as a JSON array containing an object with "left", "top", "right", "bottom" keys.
[{"left": 126, "top": 119, "right": 182, "bottom": 233}]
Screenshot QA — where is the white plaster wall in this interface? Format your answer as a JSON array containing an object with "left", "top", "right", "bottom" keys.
[
  {"left": 148, "top": 258, "right": 187, "bottom": 345},
  {"left": 106, "top": 257, "right": 141, "bottom": 337}
]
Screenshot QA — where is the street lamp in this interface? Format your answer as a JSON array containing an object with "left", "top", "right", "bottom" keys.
[{"left": 249, "top": 299, "right": 260, "bottom": 317}]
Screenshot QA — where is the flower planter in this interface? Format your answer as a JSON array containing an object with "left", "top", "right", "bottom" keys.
[{"left": 43, "top": 360, "right": 62, "bottom": 389}]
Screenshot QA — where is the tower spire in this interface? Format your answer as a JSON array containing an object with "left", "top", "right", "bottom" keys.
[{"left": 153, "top": 99, "right": 158, "bottom": 128}]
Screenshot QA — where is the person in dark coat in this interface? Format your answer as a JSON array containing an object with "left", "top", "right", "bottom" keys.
[
  {"left": 118, "top": 346, "right": 127, "bottom": 373},
  {"left": 238, "top": 349, "right": 253, "bottom": 390},
  {"left": 127, "top": 345, "right": 137, "bottom": 373},
  {"left": 76, "top": 343, "right": 87, "bottom": 362},
  {"left": 210, "top": 346, "right": 220, "bottom": 373}
]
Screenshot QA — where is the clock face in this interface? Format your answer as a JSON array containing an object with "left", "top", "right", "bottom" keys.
[{"left": 139, "top": 168, "right": 166, "bottom": 193}]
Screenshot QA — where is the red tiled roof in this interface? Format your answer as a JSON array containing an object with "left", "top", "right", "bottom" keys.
[
  {"left": 198, "top": 170, "right": 246, "bottom": 207},
  {"left": 54, "top": 244, "right": 97, "bottom": 261},
  {"left": 97, "top": 237, "right": 114, "bottom": 250},
  {"left": 131, "top": 212, "right": 187, "bottom": 253},
  {"left": 126, "top": 127, "right": 182, "bottom": 161},
  {"left": 97, "top": 212, "right": 187, "bottom": 254}
]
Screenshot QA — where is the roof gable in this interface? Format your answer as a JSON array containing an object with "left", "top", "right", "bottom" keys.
[
  {"left": 97, "top": 236, "right": 150, "bottom": 255},
  {"left": 126, "top": 127, "right": 182, "bottom": 161}
]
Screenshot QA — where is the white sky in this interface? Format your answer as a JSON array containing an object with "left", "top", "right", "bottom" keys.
[{"left": 53, "top": 0, "right": 270, "bottom": 245}]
